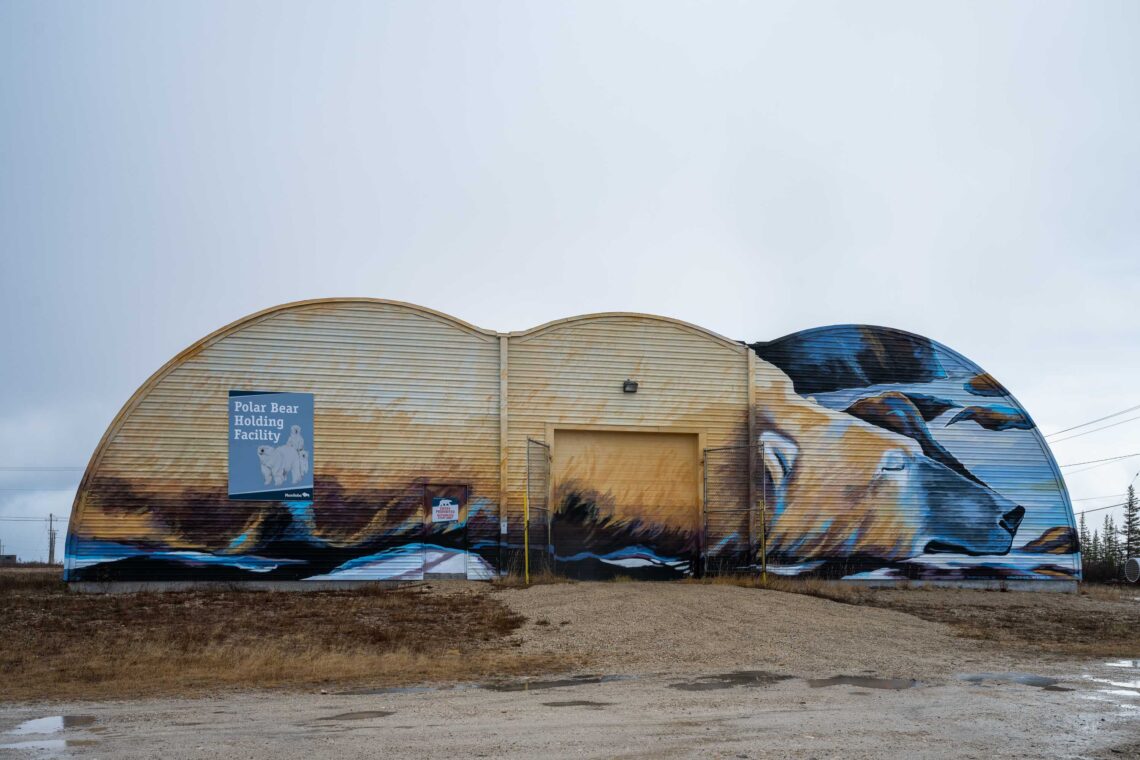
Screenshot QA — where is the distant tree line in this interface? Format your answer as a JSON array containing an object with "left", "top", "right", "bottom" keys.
[{"left": 1080, "top": 485, "right": 1139, "bottom": 582}]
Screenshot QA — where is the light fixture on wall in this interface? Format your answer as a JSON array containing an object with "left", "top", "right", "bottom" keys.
[{"left": 623, "top": 379, "right": 639, "bottom": 393}]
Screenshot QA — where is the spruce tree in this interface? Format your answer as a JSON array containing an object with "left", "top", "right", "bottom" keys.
[
  {"left": 1104, "top": 515, "right": 1120, "bottom": 578},
  {"left": 1090, "top": 529, "right": 1102, "bottom": 579},
  {"left": 1079, "top": 513, "right": 1090, "bottom": 577},
  {"left": 1123, "top": 485, "right": 1140, "bottom": 560}
]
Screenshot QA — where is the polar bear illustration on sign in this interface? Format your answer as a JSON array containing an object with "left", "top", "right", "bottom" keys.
[
  {"left": 287, "top": 424, "right": 304, "bottom": 451},
  {"left": 257, "top": 436, "right": 311, "bottom": 486}
]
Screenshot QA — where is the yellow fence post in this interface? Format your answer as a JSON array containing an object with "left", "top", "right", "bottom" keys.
[
  {"left": 760, "top": 503, "right": 768, "bottom": 585},
  {"left": 524, "top": 489, "right": 530, "bottom": 585}
]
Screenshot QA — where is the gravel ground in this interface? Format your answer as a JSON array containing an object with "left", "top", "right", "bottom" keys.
[
  {"left": 3, "top": 582, "right": 1138, "bottom": 758},
  {"left": 3, "top": 663, "right": 1137, "bottom": 758},
  {"left": 497, "top": 582, "right": 1033, "bottom": 679}
]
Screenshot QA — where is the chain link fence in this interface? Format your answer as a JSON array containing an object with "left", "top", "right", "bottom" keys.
[
  {"left": 526, "top": 437, "right": 554, "bottom": 577},
  {"left": 703, "top": 443, "right": 766, "bottom": 576}
]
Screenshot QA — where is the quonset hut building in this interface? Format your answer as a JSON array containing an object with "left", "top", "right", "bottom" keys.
[{"left": 66, "top": 299, "right": 1080, "bottom": 588}]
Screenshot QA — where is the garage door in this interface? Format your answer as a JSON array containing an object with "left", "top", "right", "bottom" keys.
[{"left": 551, "top": 429, "right": 700, "bottom": 578}]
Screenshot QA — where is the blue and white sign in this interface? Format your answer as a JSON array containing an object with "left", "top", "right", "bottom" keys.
[{"left": 228, "top": 390, "right": 314, "bottom": 501}]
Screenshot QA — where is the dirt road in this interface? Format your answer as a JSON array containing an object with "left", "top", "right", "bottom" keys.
[{"left": 2, "top": 582, "right": 1138, "bottom": 758}]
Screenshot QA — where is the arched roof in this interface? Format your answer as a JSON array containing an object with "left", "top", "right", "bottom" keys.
[{"left": 511, "top": 311, "right": 744, "bottom": 351}]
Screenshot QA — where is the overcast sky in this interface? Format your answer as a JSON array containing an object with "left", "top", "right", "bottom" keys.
[{"left": 2, "top": 1, "right": 1138, "bottom": 561}]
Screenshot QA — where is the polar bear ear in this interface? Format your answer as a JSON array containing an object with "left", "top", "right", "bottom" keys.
[{"left": 760, "top": 431, "right": 798, "bottom": 493}]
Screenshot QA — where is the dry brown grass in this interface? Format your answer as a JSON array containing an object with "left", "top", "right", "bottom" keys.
[
  {"left": 681, "top": 573, "right": 874, "bottom": 604},
  {"left": 1079, "top": 583, "right": 1132, "bottom": 602},
  {"left": 0, "top": 571, "right": 571, "bottom": 702},
  {"left": 490, "top": 568, "right": 573, "bottom": 589}
]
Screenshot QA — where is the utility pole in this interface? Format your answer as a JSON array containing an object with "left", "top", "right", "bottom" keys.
[{"left": 48, "top": 513, "right": 56, "bottom": 566}]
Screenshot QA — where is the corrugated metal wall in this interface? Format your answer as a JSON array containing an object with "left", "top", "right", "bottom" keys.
[
  {"left": 67, "top": 303, "right": 1078, "bottom": 585},
  {"left": 505, "top": 315, "right": 749, "bottom": 576},
  {"left": 69, "top": 300, "right": 501, "bottom": 581}
]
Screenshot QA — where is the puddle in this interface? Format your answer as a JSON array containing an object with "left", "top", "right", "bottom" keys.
[
  {"left": 957, "top": 672, "right": 1062, "bottom": 689},
  {"left": 0, "top": 739, "right": 98, "bottom": 752},
  {"left": 669, "top": 671, "right": 792, "bottom": 692},
  {"left": 338, "top": 686, "right": 437, "bottom": 696},
  {"left": 542, "top": 700, "right": 613, "bottom": 708},
  {"left": 1105, "top": 660, "right": 1140, "bottom": 669},
  {"left": 808, "top": 676, "right": 919, "bottom": 690},
  {"left": 482, "top": 674, "right": 635, "bottom": 692},
  {"left": 1082, "top": 692, "right": 1140, "bottom": 710},
  {"left": 318, "top": 711, "right": 395, "bottom": 721},
  {"left": 339, "top": 675, "right": 635, "bottom": 696},
  {"left": 1086, "top": 676, "right": 1140, "bottom": 690},
  {"left": 8, "top": 716, "right": 97, "bottom": 736}
]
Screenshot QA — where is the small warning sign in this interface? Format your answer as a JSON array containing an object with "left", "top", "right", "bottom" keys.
[{"left": 431, "top": 497, "right": 459, "bottom": 522}]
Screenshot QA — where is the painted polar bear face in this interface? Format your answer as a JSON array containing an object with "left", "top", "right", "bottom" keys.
[{"left": 754, "top": 358, "right": 1025, "bottom": 562}]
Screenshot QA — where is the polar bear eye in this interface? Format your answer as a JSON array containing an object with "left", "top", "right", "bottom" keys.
[{"left": 879, "top": 450, "right": 908, "bottom": 472}]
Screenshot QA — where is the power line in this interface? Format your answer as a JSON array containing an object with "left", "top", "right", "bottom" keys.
[
  {"left": 1071, "top": 493, "right": 1125, "bottom": 502},
  {"left": 1075, "top": 501, "right": 1128, "bottom": 516},
  {"left": 1063, "top": 458, "right": 1136, "bottom": 477},
  {"left": 1046, "top": 403, "right": 1140, "bottom": 438},
  {"left": 1058, "top": 453, "right": 1140, "bottom": 468},
  {"left": 0, "top": 488, "right": 77, "bottom": 493},
  {"left": 1048, "top": 414, "right": 1140, "bottom": 445},
  {"left": 0, "top": 467, "right": 83, "bottom": 472}
]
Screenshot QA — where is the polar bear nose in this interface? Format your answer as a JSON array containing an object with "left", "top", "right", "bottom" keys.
[{"left": 1000, "top": 506, "right": 1025, "bottom": 536}]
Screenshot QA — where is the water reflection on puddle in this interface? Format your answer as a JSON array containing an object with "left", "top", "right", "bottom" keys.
[
  {"left": 808, "top": 676, "right": 920, "bottom": 690},
  {"left": 957, "top": 673, "right": 1062, "bottom": 689},
  {"left": 1078, "top": 661, "right": 1140, "bottom": 710},
  {"left": 318, "top": 711, "right": 395, "bottom": 721},
  {"left": 669, "top": 671, "right": 792, "bottom": 692},
  {"left": 483, "top": 674, "right": 636, "bottom": 692},
  {"left": 339, "top": 675, "right": 637, "bottom": 696},
  {"left": 340, "top": 686, "right": 441, "bottom": 696},
  {"left": 1085, "top": 677, "right": 1140, "bottom": 690},
  {"left": 1105, "top": 660, "right": 1140, "bottom": 669},
  {"left": 0, "top": 739, "right": 98, "bottom": 752},
  {"left": 8, "top": 716, "right": 96, "bottom": 736},
  {"left": 3, "top": 714, "right": 101, "bottom": 753}
]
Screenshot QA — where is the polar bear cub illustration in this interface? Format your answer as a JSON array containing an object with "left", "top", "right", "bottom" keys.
[
  {"left": 257, "top": 444, "right": 307, "bottom": 486},
  {"left": 287, "top": 424, "right": 304, "bottom": 451}
]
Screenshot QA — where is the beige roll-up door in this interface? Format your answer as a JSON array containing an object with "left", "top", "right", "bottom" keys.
[{"left": 552, "top": 430, "right": 700, "bottom": 530}]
